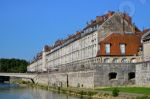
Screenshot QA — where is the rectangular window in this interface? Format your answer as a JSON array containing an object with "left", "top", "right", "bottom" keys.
[
  {"left": 105, "top": 44, "right": 110, "bottom": 54},
  {"left": 120, "top": 44, "right": 125, "bottom": 54}
]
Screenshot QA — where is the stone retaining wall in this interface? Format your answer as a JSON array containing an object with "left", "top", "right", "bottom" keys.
[
  {"left": 48, "top": 70, "right": 95, "bottom": 88},
  {"left": 94, "top": 63, "right": 135, "bottom": 87},
  {"left": 35, "top": 63, "right": 135, "bottom": 88},
  {"left": 136, "top": 61, "right": 150, "bottom": 87},
  {"left": 33, "top": 62, "right": 150, "bottom": 88}
]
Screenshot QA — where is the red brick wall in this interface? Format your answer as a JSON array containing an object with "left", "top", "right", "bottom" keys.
[{"left": 97, "top": 33, "right": 142, "bottom": 56}]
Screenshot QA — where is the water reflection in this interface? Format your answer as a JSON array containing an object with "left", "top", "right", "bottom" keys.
[{"left": 0, "top": 84, "right": 80, "bottom": 99}]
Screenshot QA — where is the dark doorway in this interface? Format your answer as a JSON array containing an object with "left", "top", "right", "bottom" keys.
[
  {"left": 109, "top": 72, "right": 117, "bottom": 80},
  {"left": 128, "top": 72, "right": 135, "bottom": 80}
]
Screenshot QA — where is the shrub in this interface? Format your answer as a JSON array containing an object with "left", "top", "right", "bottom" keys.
[
  {"left": 21, "top": 80, "right": 27, "bottom": 84},
  {"left": 103, "top": 93, "right": 110, "bottom": 97},
  {"left": 87, "top": 91, "right": 97, "bottom": 96},
  {"left": 78, "top": 90, "right": 87, "bottom": 96},
  {"left": 112, "top": 88, "right": 119, "bottom": 97},
  {"left": 60, "top": 88, "right": 67, "bottom": 94}
]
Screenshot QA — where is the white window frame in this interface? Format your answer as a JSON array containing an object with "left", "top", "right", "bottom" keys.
[
  {"left": 105, "top": 44, "right": 111, "bottom": 54},
  {"left": 120, "top": 44, "right": 126, "bottom": 55}
]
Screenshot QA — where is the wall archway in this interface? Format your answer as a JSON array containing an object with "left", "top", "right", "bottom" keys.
[
  {"left": 128, "top": 72, "right": 135, "bottom": 80},
  {"left": 121, "top": 58, "right": 128, "bottom": 63},
  {"left": 130, "top": 58, "right": 137, "bottom": 63},
  {"left": 113, "top": 58, "right": 119, "bottom": 63},
  {"left": 104, "top": 58, "right": 110, "bottom": 63},
  {"left": 109, "top": 72, "right": 117, "bottom": 80}
]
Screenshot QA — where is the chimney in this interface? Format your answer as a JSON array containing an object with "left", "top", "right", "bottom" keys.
[
  {"left": 96, "top": 16, "right": 103, "bottom": 23},
  {"left": 108, "top": 11, "right": 114, "bottom": 17},
  {"left": 124, "top": 14, "right": 132, "bottom": 24},
  {"left": 44, "top": 45, "right": 50, "bottom": 52}
]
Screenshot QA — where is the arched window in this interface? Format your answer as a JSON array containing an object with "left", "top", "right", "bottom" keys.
[
  {"left": 121, "top": 58, "right": 128, "bottom": 63},
  {"left": 131, "top": 58, "right": 137, "bottom": 63},
  {"left": 113, "top": 58, "right": 119, "bottom": 63},
  {"left": 104, "top": 58, "right": 110, "bottom": 63},
  {"left": 128, "top": 72, "right": 135, "bottom": 80},
  {"left": 109, "top": 72, "right": 117, "bottom": 80}
]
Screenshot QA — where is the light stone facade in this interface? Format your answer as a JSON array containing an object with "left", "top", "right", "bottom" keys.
[
  {"left": 27, "top": 59, "right": 43, "bottom": 72},
  {"left": 27, "top": 12, "right": 141, "bottom": 73},
  {"left": 46, "top": 31, "right": 99, "bottom": 69},
  {"left": 142, "top": 31, "right": 150, "bottom": 61}
]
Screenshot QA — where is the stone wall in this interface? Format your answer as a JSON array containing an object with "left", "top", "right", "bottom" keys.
[
  {"left": 68, "top": 71, "right": 95, "bottom": 88},
  {"left": 48, "top": 73, "right": 67, "bottom": 87},
  {"left": 99, "top": 13, "right": 133, "bottom": 39},
  {"left": 41, "top": 63, "right": 136, "bottom": 88},
  {"left": 33, "top": 62, "right": 150, "bottom": 88},
  {"left": 136, "top": 61, "right": 150, "bottom": 87},
  {"left": 94, "top": 63, "right": 135, "bottom": 87},
  {"left": 48, "top": 70, "right": 95, "bottom": 88},
  {"left": 34, "top": 74, "right": 49, "bottom": 85},
  {"left": 27, "top": 60, "right": 150, "bottom": 88}
]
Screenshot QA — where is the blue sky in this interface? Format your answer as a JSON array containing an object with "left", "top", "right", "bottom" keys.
[{"left": 0, "top": 0, "right": 150, "bottom": 61}]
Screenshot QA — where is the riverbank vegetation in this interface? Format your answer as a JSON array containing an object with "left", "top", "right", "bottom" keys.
[
  {"left": 96, "top": 87, "right": 150, "bottom": 95},
  {"left": 36, "top": 85, "right": 150, "bottom": 99},
  {"left": 12, "top": 80, "right": 150, "bottom": 99},
  {"left": 0, "top": 58, "right": 29, "bottom": 73}
]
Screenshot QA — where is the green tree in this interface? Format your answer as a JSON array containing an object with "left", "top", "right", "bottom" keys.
[{"left": 0, "top": 58, "right": 29, "bottom": 73}]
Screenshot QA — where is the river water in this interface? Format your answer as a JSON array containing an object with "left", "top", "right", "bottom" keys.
[{"left": 0, "top": 84, "right": 81, "bottom": 99}]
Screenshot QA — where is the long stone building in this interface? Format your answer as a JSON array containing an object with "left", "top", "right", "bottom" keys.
[{"left": 27, "top": 11, "right": 143, "bottom": 73}]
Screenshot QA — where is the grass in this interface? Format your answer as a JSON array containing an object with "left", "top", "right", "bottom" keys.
[{"left": 96, "top": 87, "right": 150, "bottom": 95}]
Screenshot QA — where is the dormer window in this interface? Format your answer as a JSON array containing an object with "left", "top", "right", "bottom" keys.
[
  {"left": 84, "top": 30, "right": 86, "bottom": 33},
  {"left": 105, "top": 43, "right": 111, "bottom": 54},
  {"left": 120, "top": 44, "right": 126, "bottom": 55},
  {"left": 96, "top": 24, "right": 99, "bottom": 29},
  {"left": 90, "top": 28, "right": 92, "bottom": 32}
]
